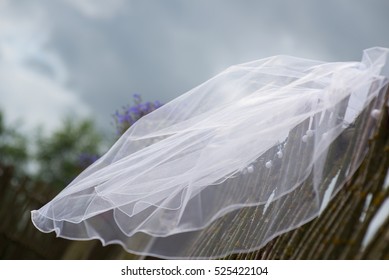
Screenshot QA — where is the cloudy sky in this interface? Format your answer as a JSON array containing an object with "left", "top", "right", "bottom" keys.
[{"left": 1, "top": 0, "right": 389, "bottom": 134}]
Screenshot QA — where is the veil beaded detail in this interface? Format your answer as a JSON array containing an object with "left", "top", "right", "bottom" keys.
[{"left": 31, "top": 47, "right": 389, "bottom": 259}]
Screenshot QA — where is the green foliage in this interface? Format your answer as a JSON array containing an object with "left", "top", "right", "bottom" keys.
[
  {"left": 0, "top": 111, "right": 28, "bottom": 171},
  {"left": 34, "top": 118, "right": 102, "bottom": 189}
]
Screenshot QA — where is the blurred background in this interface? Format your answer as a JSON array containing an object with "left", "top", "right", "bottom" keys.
[{"left": 1, "top": 0, "right": 389, "bottom": 259}]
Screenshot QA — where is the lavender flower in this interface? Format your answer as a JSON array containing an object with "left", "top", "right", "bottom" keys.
[{"left": 113, "top": 94, "right": 163, "bottom": 136}]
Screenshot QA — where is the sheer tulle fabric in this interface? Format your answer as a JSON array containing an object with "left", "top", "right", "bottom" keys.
[{"left": 31, "top": 47, "right": 389, "bottom": 258}]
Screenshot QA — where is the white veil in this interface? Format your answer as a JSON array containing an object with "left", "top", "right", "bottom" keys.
[{"left": 31, "top": 47, "right": 389, "bottom": 259}]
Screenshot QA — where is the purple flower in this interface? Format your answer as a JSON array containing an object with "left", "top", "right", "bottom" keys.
[
  {"left": 145, "top": 102, "right": 153, "bottom": 112},
  {"left": 154, "top": 101, "right": 162, "bottom": 108},
  {"left": 128, "top": 106, "right": 140, "bottom": 115},
  {"left": 124, "top": 113, "right": 133, "bottom": 123},
  {"left": 114, "top": 111, "right": 127, "bottom": 124},
  {"left": 78, "top": 153, "right": 99, "bottom": 167},
  {"left": 137, "top": 103, "right": 147, "bottom": 113}
]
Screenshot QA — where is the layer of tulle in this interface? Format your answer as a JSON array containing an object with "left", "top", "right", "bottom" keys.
[{"left": 31, "top": 47, "right": 389, "bottom": 258}]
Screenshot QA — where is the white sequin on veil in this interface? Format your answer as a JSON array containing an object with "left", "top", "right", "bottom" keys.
[{"left": 32, "top": 47, "right": 389, "bottom": 259}]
